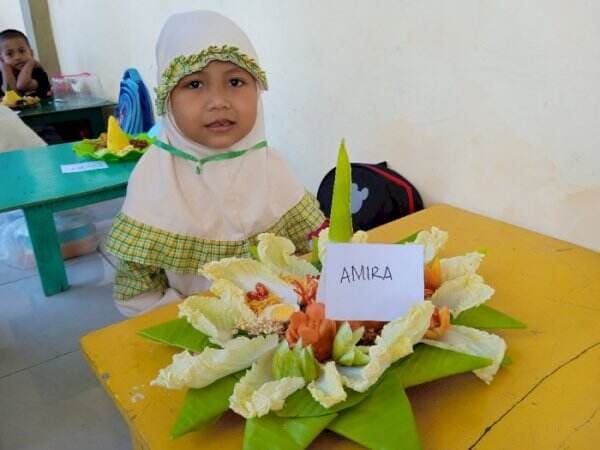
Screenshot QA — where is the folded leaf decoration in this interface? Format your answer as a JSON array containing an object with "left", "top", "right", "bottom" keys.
[{"left": 139, "top": 141, "right": 525, "bottom": 449}]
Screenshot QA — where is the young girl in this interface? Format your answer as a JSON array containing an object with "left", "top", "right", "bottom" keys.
[{"left": 106, "top": 10, "right": 326, "bottom": 316}]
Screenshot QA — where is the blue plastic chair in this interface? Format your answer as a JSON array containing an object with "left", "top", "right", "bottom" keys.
[{"left": 116, "top": 69, "right": 154, "bottom": 134}]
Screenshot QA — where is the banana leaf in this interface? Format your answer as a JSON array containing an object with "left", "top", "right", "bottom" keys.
[
  {"left": 275, "top": 384, "right": 373, "bottom": 418},
  {"left": 328, "top": 370, "right": 421, "bottom": 450},
  {"left": 277, "top": 344, "right": 492, "bottom": 418},
  {"left": 170, "top": 375, "right": 239, "bottom": 438},
  {"left": 138, "top": 318, "right": 214, "bottom": 352},
  {"left": 167, "top": 344, "right": 495, "bottom": 444},
  {"left": 243, "top": 412, "right": 337, "bottom": 450},
  {"left": 452, "top": 304, "right": 526, "bottom": 329},
  {"left": 392, "top": 344, "right": 492, "bottom": 388},
  {"left": 395, "top": 230, "right": 421, "bottom": 244}
]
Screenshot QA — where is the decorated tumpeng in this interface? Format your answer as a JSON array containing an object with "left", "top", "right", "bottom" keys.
[{"left": 140, "top": 139, "right": 525, "bottom": 449}]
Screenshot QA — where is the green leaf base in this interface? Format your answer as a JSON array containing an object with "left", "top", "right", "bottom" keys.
[
  {"left": 138, "top": 318, "right": 213, "bottom": 352},
  {"left": 329, "top": 370, "right": 421, "bottom": 450},
  {"left": 171, "top": 375, "right": 238, "bottom": 438},
  {"left": 452, "top": 304, "right": 526, "bottom": 329},
  {"left": 244, "top": 413, "right": 337, "bottom": 450}
]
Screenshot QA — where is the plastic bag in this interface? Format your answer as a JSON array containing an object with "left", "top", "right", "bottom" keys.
[
  {"left": 0, "top": 209, "right": 99, "bottom": 270},
  {"left": 50, "top": 72, "right": 104, "bottom": 102}
]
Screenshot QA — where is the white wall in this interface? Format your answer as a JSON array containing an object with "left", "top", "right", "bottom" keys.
[
  {"left": 46, "top": 0, "right": 600, "bottom": 250},
  {"left": 0, "top": 0, "right": 25, "bottom": 34}
]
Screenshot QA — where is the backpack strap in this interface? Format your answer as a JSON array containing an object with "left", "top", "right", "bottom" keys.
[{"left": 356, "top": 163, "right": 417, "bottom": 214}]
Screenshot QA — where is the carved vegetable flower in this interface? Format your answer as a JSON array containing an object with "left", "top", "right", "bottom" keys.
[
  {"left": 245, "top": 282, "right": 280, "bottom": 314},
  {"left": 424, "top": 257, "right": 442, "bottom": 297},
  {"left": 289, "top": 275, "right": 319, "bottom": 306},
  {"left": 424, "top": 305, "right": 451, "bottom": 339},
  {"left": 286, "top": 303, "right": 337, "bottom": 361}
]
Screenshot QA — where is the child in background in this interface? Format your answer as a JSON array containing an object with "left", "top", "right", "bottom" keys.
[
  {"left": 0, "top": 29, "right": 52, "bottom": 99},
  {"left": 106, "top": 10, "right": 326, "bottom": 316}
]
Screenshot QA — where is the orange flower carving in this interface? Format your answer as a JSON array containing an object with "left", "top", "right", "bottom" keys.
[
  {"left": 290, "top": 275, "right": 319, "bottom": 306},
  {"left": 286, "top": 303, "right": 337, "bottom": 361}
]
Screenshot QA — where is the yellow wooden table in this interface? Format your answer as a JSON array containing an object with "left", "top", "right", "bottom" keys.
[{"left": 81, "top": 204, "right": 600, "bottom": 449}]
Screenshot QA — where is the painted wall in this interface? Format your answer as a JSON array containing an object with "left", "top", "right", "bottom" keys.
[
  {"left": 46, "top": 0, "right": 600, "bottom": 250},
  {"left": 0, "top": 1, "right": 25, "bottom": 34}
]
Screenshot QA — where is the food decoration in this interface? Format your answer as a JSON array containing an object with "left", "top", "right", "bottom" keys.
[
  {"left": 1, "top": 90, "right": 40, "bottom": 109},
  {"left": 72, "top": 116, "right": 151, "bottom": 161},
  {"left": 139, "top": 140, "right": 525, "bottom": 449}
]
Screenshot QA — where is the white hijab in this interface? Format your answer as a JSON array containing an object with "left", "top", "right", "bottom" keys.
[
  {"left": 0, "top": 105, "right": 46, "bottom": 151},
  {"left": 122, "top": 10, "right": 305, "bottom": 241}
]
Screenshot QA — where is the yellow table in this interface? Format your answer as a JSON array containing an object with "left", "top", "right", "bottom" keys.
[{"left": 81, "top": 204, "right": 600, "bottom": 449}]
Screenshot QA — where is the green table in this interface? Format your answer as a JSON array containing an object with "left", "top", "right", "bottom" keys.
[
  {"left": 0, "top": 142, "right": 136, "bottom": 296},
  {"left": 19, "top": 97, "right": 116, "bottom": 138}
]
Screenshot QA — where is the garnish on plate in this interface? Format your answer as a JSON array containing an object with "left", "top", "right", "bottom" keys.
[{"left": 72, "top": 116, "right": 152, "bottom": 161}]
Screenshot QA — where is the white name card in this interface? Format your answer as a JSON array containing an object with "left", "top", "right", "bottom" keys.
[
  {"left": 61, "top": 161, "right": 108, "bottom": 173},
  {"left": 322, "top": 243, "right": 424, "bottom": 321}
]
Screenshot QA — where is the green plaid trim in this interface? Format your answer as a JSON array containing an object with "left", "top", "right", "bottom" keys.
[
  {"left": 155, "top": 44, "right": 268, "bottom": 115},
  {"left": 275, "top": 193, "right": 325, "bottom": 254},
  {"left": 108, "top": 192, "right": 325, "bottom": 299},
  {"left": 113, "top": 260, "right": 168, "bottom": 300}
]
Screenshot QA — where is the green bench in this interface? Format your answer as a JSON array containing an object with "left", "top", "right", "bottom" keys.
[{"left": 0, "top": 143, "right": 136, "bottom": 296}]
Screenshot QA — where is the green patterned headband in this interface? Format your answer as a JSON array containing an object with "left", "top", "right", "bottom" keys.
[{"left": 155, "top": 44, "right": 268, "bottom": 115}]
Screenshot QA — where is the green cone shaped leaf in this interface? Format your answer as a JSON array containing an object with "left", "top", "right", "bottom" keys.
[
  {"left": 332, "top": 322, "right": 353, "bottom": 360},
  {"left": 352, "top": 349, "right": 370, "bottom": 366},
  {"left": 301, "top": 346, "right": 319, "bottom": 383},
  {"left": 333, "top": 322, "right": 368, "bottom": 367},
  {"left": 273, "top": 341, "right": 319, "bottom": 383},
  {"left": 273, "top": 341, "right": 302, "bottom": 379},
  {"left": 329, "top": 139, "right": 353, "bottom": 243}
]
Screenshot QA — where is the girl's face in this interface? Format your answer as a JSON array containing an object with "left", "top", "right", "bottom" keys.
[{"left": 170, "top": 61, "right": 258, "bottom": 149}]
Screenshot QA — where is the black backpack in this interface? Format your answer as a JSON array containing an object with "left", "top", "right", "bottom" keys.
[{"left": 317, "top": 162, "right": 424, "bottom": 232}]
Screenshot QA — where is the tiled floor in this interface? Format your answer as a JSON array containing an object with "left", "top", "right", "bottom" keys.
[{"left": 0, "top": 204, "right": 131, "bottom": 449}]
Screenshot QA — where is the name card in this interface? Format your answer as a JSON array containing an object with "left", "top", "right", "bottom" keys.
[
  {"left": 61, "top": 161, "right": 108, "bottom": 173},
  {"left": 321, "top": 243, "right": 424, "bottom": 321}
]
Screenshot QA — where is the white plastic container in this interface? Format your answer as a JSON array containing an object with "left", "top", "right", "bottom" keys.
[
  {"left": 50, "top": 72, "right": 104, "bottom": 102},
  {"left": 0, "top": 210, "right": 99, "bottom": 269}
]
